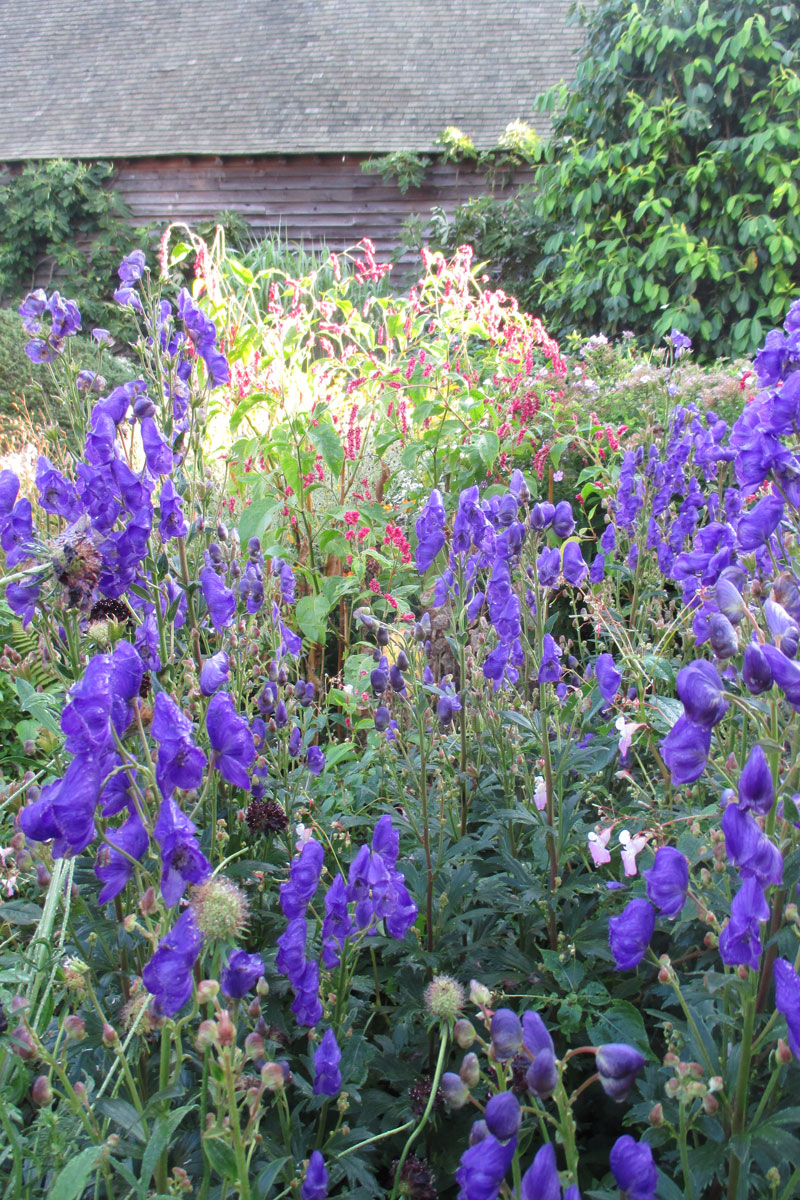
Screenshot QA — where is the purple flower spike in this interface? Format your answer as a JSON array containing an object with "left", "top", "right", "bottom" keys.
[
  {"left": 595, "top": 653, "right": 621, "bottom": 703},
  {"left": 153, "top": 798, "right": 212, "bottom": 907},
  {"left": 142, "top": 910, "right": 204, "bottom": 1016},
  {"left": 645, "top": 847, "right": 689, "bottom": 918},
  {"left": 737, "top": 744, "right": 774, "bottom": 816},
  {"left": 774, "top": 958, "right": 800, "bottom": 1057},
  {"left": 484, "top": 1092, "right": 521, "bottom": 1141},
  {"left": 200, "top": 651, "right": 230, "bottom": 697},
  {"left": 220, "top": 948, "right": 264, "bottom": 998},
  {"left": 313, "top": 1028, "right": 343, "bottom": 1096},
  {"left": 596, "top": 1043, "right": 646, "bottom": 1102},
  {"left": 520, "top": 1143, "right": 561, "bottom": 1200},
  {"left": 207, "top": 692, "right": 256, "bottom": 790},
  {"left": 301, "top": 1151, "right": 329, "bottom": 1200},
  {"left": 490, "top": 1008, "right": 522, "bottom": 1060},
  {"left": 609, "top": 1135, "right": 658, "bottom": 1200},
  {"left": 675, "top": 660, "right": 728, "bottom": 728},
  {"left": 152, "top": 693, "right": 207, "bottom": 799},
  {"left": 719, "top": 876, "right": 769, "bottom": 970},
  {"left": 660, "top": 715, "right": 711, "bottom": 786},
  {"left": 415, "top": 488, "right": 446, "bottom": 574},
  {"left": 455, "top": 1133, "right": 516, "bottom": 1200},
  {"left": 609, "top": 898, "right": 655, "bottom": 970}
]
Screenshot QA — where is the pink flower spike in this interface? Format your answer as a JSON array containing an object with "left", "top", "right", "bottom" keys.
[
  {"left": 619, "top": 829, "right": 649, "bottom": 877},
  {"left": 588, "top": 828, "right": 612, "bottom": 866},
  {"left": 615, "top": 715, "right": 645, "bottom": 757}
]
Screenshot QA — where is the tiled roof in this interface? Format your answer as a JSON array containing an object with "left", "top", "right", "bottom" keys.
[{"left": 0, "top": 0, "right": 587, "bottom": 159}]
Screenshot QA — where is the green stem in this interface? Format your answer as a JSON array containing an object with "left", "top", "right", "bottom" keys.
[
  {"left": 727, "top": 984, "right": 756, "bottom": 1200},
  {"left": 389, "top": 1029, "right": 449, "bottom": 1200}
]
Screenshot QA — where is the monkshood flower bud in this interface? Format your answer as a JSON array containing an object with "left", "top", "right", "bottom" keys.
[
  {"left": 595, "top": 653, "right": 622, "bottom": 703},
  {"left": 526, "top": 1049, "right": 558, "bottom": 1100},
  {"left": 313, "top": 1029, "right": 342, "bottom": 1096},
  {"left": 301, "top": 1151, "right": 329, "bottom": 1200},
  {"left": 562, "top": 541, "right": 588, "bottom": 586},
  {"left": 774, "top": 958, "right": 800, "bottom": 1057},
  {"left": 371, "top": 666, "right": 388, "bottom": 695},
  {"left": 510, "top": 469, "right": 531, "bottom": 503},
  {"left": 708, "top": 612, "right": 738, "bottom": 659},
  {"left": 596, "top": 1043, "right": 646, "bottom": 1101},
  {"left": 519, "top": 1143, "right": 560, "bottom": 1200},
  {"left": 441, "top": 1072, "right": 471, "bottom": 1109},
  {"left": 530, "top": 501, "right": 555, "bottom": 530},
  {"left": 737, "top": 493, "right": 784, "bottom": 551},
  {"left": 485, "top": 1092, "right": 521, "bottom": 1140},
  {"left": 609, "top": 1135, "right": 658, "bottom": 1200},
  {"left": 719, "top": 877, "right": 769, "bottom": 970},
  {"left": 660, "top": 716, "right": 711, "bottom": 786},
  {"left": 220, "top": 949, "right": 265, "bottom": 999},
  {"left": 469, "top": 1119, "right": 489, "bottom": 1146},
  {"left": 739, "top": 746, "right": 775, "bottom": 819},
  {"left": 645, "top": 847, "right": 689, "bottom": 917},
  {"left": 289, "top": 727, "right": 303, "bottom": 757},
  {"left": 374, "top": 705, "right": 392, "bottom": 732},
  {"left": 455, "top": 1019, "right": 476, "bottom": 1048},
  {"left": 200, "top": 651, "right": 230, "bottom": 697},
  {"left": 721, "top": 802, "right": 782, "bottom": 887},
  {"left": 460, "top": 1052, "right": 480, "bottom": 1087},
  {"left": 609, "top": 898, "right": 655, "bottom": 970},
  {"left": 714, "top": 566, "right": 747, "bottom": 624},
  {"left": 455, "top": 1133, "right": 516, "bottom": 1200},
  {"left": 772, "top": 573, "right": 800, "bottom": 623},
  {"left": 765, "top": 599, "right": 800, "bottom": 659},
  {"left": 538, "top": 634, "right": 562, "bottom": 685},
  {"left": 743, "top": 641, "right": 773, "bottom": 695},
  {"left": 676, "top": 660, "right": 728, "bottom": 728},
  {"left": 306, "top": 746, "right": 325, "bottom": 776},
  {"left": 415, "top": 488, "right": 446, "bottom": 574},
  {"left": 490, "top": 1009, "right": 522, "bottom": 1060},
  {"left": 552, "top": 500, "right": 575, "bottom": 538},
  {"left": 438, "top": 695, "right": 454, "bottom": 726}
]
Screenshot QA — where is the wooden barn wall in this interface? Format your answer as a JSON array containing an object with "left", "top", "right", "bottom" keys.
[{"left": 113, "top": 154, "right": 533, "bottom": 269}]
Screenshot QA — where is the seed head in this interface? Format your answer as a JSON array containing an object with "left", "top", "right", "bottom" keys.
[
  {"left": 424, "top": 975, "right": 464, "bottom": 1023},
  {"left": 189, "top": 876, "right": 249, "bottom": 941}
]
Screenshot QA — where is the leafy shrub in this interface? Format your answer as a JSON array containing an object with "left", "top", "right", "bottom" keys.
[{"left": 434, "top": 0, "right": 800, "bottom": 360}]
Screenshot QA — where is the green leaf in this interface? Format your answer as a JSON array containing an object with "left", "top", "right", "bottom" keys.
[
  {"left": 139, "top": 1104, "right": 196, "bottom": 1196},
  {"left": 295, "top": 593, "right": 331, "bottom": 645},
  {"left": 202, "top": 1137, "right": 239, "bottom": 1182},
  {"left": 238, "top": 499, "right": 280, "bottom": 545},
  {"left": 587, "top": 1000, "right": 650, "bottom": 1054},
  {"left": 308, "top": 419, "right": 344, "bottom": 479},
  {"left": 472, "top": 431, "right": 500, "bottom": 468},
  {"left": 50, "top": 1146, "right": 106, "bottom": 1200},
  {"left": 255, "top": 1158, "right": 291, "bottom": 1197},
  {"left": 0, "top": 900, "right": 43, "bottom": 926}
]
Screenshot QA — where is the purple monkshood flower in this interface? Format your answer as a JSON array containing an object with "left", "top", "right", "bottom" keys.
[
  {"left": 276, "top": 916, "right": 308, "bottom": 985},
  {"left": 158, "top": 479, "right": 187, "bottom": 540},
  {"left": 152, "top": 693, "right": 207, "bottom": 798},
  {"left": 721, "top": 802, "right": 782, "bottom": 887},
  {"left": 596, "top": 1043, "right": 646, "bottom": 1102},
  {"left": 140, "top": 417, "right": 173, "bottom": 474},
  {"left": 484, "top": 1092, "right": 521, "bottom": 1141},
  {"left": 660, "top": 715, "right": 711, "bottom": 786},
  {"left": 490, "top": 1008, "right": 522, "bottom": 1060},
  {"left": 301, "top": 1151, "right": 329, "bottom": 1200},
  {"left": 207, "top": 692, "right": 255, "bottom": 789},
  {"left": 200, "top": 566, "right": 236, "bottom": 631},
  {"left": 737, "top": 744, "right": 774, "bottom": 815},
  {"left": 719, "top": 876, "right": 769, "bottom": 970},
  {"left": 220, "top": 949, "right": 264, "bottom": 999},
  {"left": 644, "top": 847, "right": 689, "bottom": 918},
  {"left": 322, "top": 874, "right": 354, "bottom": 969},
  {"left": 519, "top": 1142, "right": 561, "bottom": 1200},
  {"left": 521, "top": 1010, "right": 558, "bottom": 1099},
  {"left": 142, "top": 910, "right": 204, "bottom": 1016},
  {"left": 609, "top": 898, "right": 655, "bottom": 970},
  {"left": 737, "top": 493, "right": 784, "bottom": 551},
  {"left": 538, "top": 634, "right": 562, "bottom": 684},
  {"left": 118, "top": 249, "right": 147, "bottom": 283},
  {"left": 708, "top": 612, "right": 738, "bottom": 660},
  {"left": 415, "top": 488, "right": 446, "bottom": 574},
  {"left": 595, "top": 652, "right": 621, "bottom": 703},
  {"left": 609, "top": 1135, "right": 658, "bottom": 1200},
  {"left": 95, "top": 810, "right": 148, "bottom": 904},
  {"left": 281, "top": 839, "right": 325, "bottom": 919},
  {"left": 306, "top": 746, "right": 325, "bottom": 776},
  {"left": 537, "top": 545, "right": 561, "bottom": 588},
  {"left": 292, "top": 959, "right": 323, "bottom": 1026},
  {"left": 153, "top": 798, "right": 212, "bottom": 907},
  {"left": 313, "top": 1028, "right": 343, "bottom": 1096},
  {"left": 562, "top": 540, "right": 588, "bottom": 586},
  {"left": 675, "top": 660, "right": 728, "bottom": 728},
  {"left": 455, "top": 1133, "right": 516, "bottom": 1200},
  {"left": 761, "top": 644, "right": 800, "bottom": 709},
  {"left": 200, "top": 651, "right": 230, "bottom": 696},
  {"left": 774, "top": 958, "right": 800, "bottom": 1057},
  {"left": 552, "top": 500, "right": 575, "bottom": 538}
]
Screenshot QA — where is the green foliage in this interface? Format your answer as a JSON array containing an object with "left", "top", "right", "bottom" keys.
[
  {"left": 363, "top": 121, "right": 539, "bottom": 195},
  {"left": 436, "top": 0, "right": 800, "bottom": 360},
  {"left": 0, "top": 159, "right": 149, "bottom": 330},
  {"left": 0, "top": 306, "right": 134, "bottom": 424},
  {"left": 361, "top": 149, "right": 433, "bottom": 193}
]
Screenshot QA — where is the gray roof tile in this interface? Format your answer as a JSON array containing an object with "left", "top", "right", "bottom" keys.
[{"left": 0, "top": 0, "right": 587, "bottom": 159}]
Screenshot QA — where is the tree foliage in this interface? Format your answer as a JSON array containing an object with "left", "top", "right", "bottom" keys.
[{"left": 437, "top": 0, "right": 800, "bottom": 359}]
